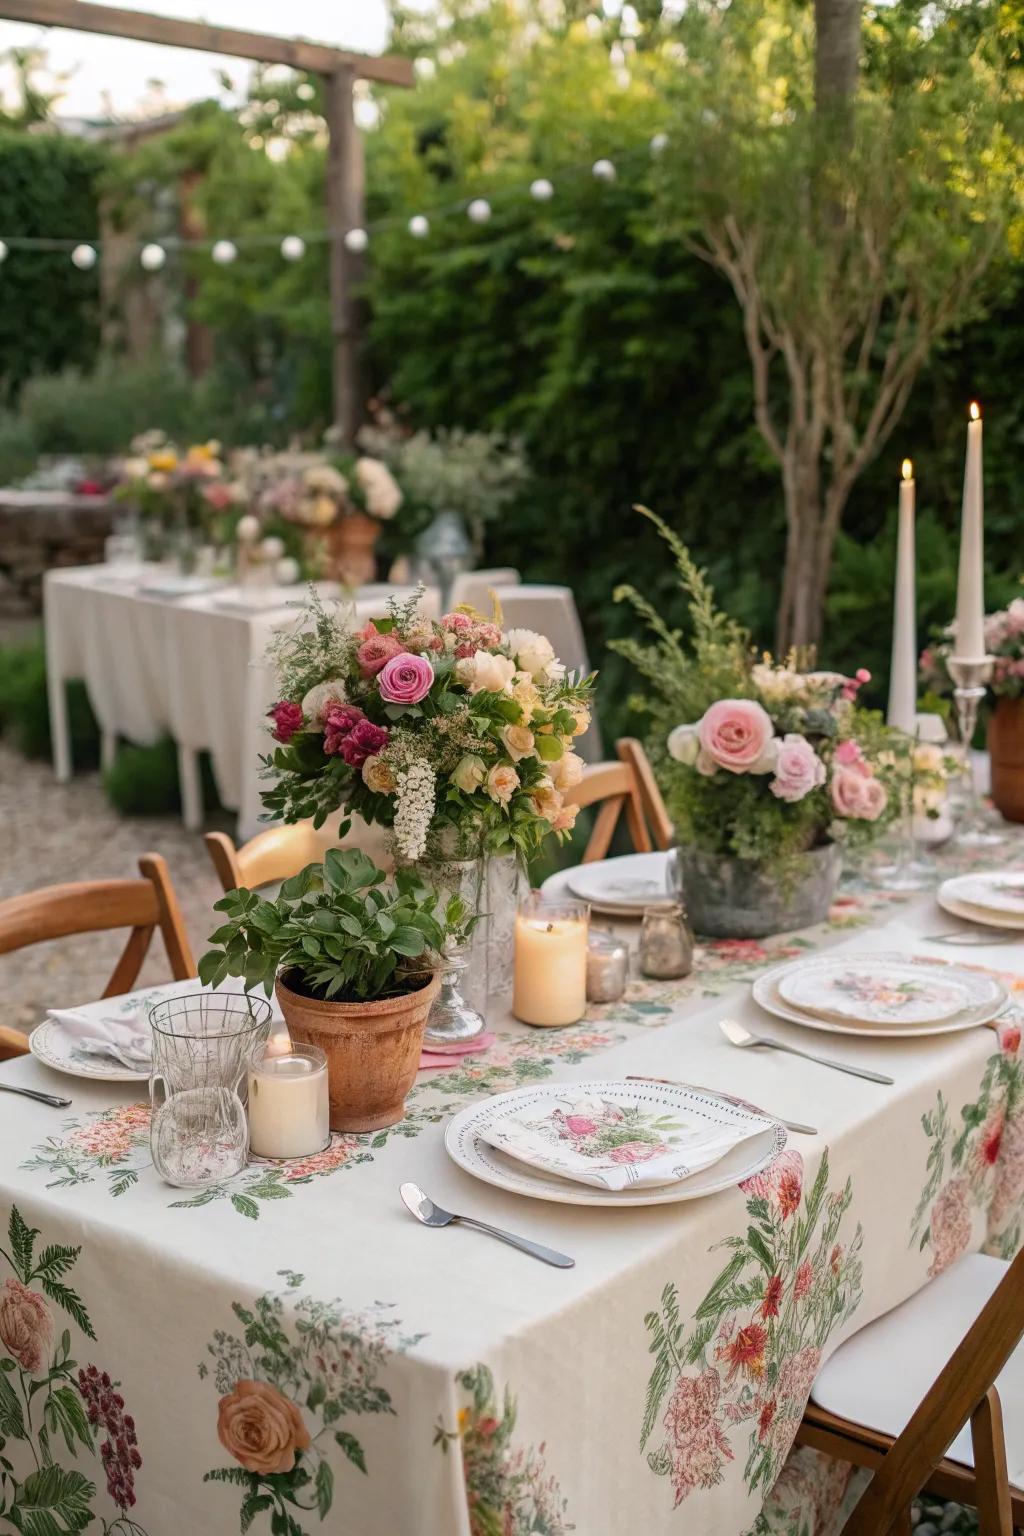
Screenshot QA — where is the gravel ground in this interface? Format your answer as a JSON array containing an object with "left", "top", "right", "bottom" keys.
[{"left": 2, "top": 741, "right": 224, "bottom": 1032}]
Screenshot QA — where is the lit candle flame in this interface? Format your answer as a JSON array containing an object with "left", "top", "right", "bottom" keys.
[
  {"left": 902, "top": 459, "right": 913, "bottom": 481},
  {"left": 970, "top": 401, "right": 981, "bottom": 421}
]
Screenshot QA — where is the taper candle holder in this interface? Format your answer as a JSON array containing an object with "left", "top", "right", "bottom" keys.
[{"left": 947, "top": 654, "right": 1005, "bottom": 848}]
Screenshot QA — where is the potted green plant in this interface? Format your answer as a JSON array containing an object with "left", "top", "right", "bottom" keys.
[{"left": 198, "top": 846, "right": 473, "bottom": 1132}]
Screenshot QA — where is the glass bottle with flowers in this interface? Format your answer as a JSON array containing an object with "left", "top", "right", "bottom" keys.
[{"left": 260, "top": 588, "right": 594, "bottom": 1010}]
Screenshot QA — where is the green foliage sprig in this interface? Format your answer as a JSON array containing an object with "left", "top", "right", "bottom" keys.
[{"left": 198, "top": 846, "right": 474, "bottom": 1002}]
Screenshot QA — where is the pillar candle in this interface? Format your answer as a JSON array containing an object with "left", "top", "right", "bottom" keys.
[
  {"left": 954, "top": 403, "right": 986, "bottom": 661},
  {"left": 887, "top": 459, "right": 917, "bottom": 734},
  {"left": 513, "top": 900, "right": 589, "bottom": 1027},
  {"left": 248, "top": 1043, "right": 329, "bottom": 1160}
]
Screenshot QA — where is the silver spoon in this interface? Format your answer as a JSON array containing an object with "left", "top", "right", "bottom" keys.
[
  {"left": 399, "top": 1182, "right": 574, "bottom": 1269},
  {"left": 719, "top": 1019, "right": 894, "bottom": 1086},
  {"left": 0, "top": 1082, "right": 72, "bottom": 1108}
]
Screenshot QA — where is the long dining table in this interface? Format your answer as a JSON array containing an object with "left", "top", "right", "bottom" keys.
[{"left": 1, "top": 839, "right": 1023, "bottom": 1536}]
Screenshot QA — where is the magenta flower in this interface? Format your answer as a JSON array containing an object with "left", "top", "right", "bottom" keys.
[
  {"left": 379, "top": 652, "right": 435, "bottom": 705},
  {"left": 78, "top": 1365, "right": 142, "bottom": 1510},
  {"left": 324, "top": 704, "right": 365, "bottom": 756},
  {"left": 268, "top": 701, "right": 303, "bottom": 744},
  {"left": 339, "top": 718, "right": 390, "bottom": 768}
]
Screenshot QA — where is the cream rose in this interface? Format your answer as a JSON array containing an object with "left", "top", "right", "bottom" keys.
[
  {"left": 0, "top": 1278, "right": 53, "bottom": 1375},
  {"left": 500, "top": 724, "right": 536, "bottom": 762},
  {"left": 486, "top": 763, "right": 520, "bottom": 804},
  {"left": 552, "top": 802, "right": 579, "bottom": 833},
  {"left": 667, "top": 724, "right": 700, "bottom": 766},
  {"left": 452, "top": 754, "right": 487, "bottom": 794},
  {"left": 301, "top": 678, "right": 348, "bottom": 726},
  {"left": 530, "top": 782, "right": 563, "bottom": 823},
  {"left": 217, "top": 1380, "right": 311, "bottom": 1476},
  {"left": 455, "top": 650, "right": 518, "bottom": 694},
  {"left": 361, "top": 755, "right": 397, "bottom": 794},
  {"left": 511, "top": 673, "right": 542, "bottom": 720},
  {"left": 568, "top": 703, "right": 591, "bottom": 738},
  {"left": 550, "top": 750, "right": 584, "bottom": 791}
]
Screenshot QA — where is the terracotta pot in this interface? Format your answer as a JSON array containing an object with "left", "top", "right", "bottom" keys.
[
  {"left": 324, "top": 512, "right": 381, "bottom": 585},
  {"left": 275, "top": 971, "right": 440, "bottom": 1132},
  {"left": 988, "top": 696, "right": 1024, "bottom": 824}
]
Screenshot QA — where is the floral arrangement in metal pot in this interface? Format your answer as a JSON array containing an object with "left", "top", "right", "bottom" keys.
[
  {"left": 920, "top": 594, "right": 1024, "bottom": 701},
  {"left": 611, "top": 508, "right": 897, "bottom": 870},
  {"left": 260, "top": 589, "right": 594, "bottom": 861}
]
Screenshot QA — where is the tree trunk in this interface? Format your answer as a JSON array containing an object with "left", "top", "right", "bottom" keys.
[
  {"left": 776, "top": 470, "right": 854, "bottom": 656},
  {"left": 814, "top": 0, "right": 862, "bottom": 110}
]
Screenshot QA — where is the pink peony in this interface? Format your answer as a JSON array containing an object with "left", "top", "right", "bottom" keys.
[
  {"left": 338, "top": 718, "right": 390, "bottom": 769},
  {"left": 0, "top": 1278, "right": 54, "bottom": 1374},
  {"left": 267, "top": 700, "right": 303, "bottom": 744},
  {"left": 741, "top": 1149, "right": 804, "bottom": 1218},
  {"left": 697, "top": 699, "right": 776, "bottom": 774},
  {"left": 563, "top": 1115, "right": 598, "bottom": 1137},
  {"left": 830, "top": 763, "right": 887, "bottom": 821},
  {"left": 378, "top": 652, "right": 434, "bottom": 705},
  {"left": 608, "top": 1140, "right": 660, "bottom": 1164},
  {"left": 441, "top": 612, "right": 474, "bottom": 632},
  {"left": 663, "top": 1369, "right": 734, "bottom": 1506},
  {"left": 1000, "top": 1021, "right": 1022, "bottom": 1057},
  {"left": 770, "top": 734, "right": 826, "bottom": 803},
  {"left": 324, "top": 704, "right": 365, "bottom": 756},
  {"left": 357, "top": 631, "right": 404, "bottom": 678}
]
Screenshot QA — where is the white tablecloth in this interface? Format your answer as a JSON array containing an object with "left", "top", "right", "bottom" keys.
[
  {"left": 44, "top": 567, "right": 440, "bottom": 837},
  {"left": 2, "top": 868, "right": 1023, "bottom": 1536}
]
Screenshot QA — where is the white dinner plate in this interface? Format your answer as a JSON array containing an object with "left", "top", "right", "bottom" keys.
[
  {"left": 137, "top": 574, "right": 223, "bottom": 599},
  {"left": 563, "top": 853, "right": 675, "bottom": 917},
  {"left": 777, "top": 956, "right": 972, "bottom": 1026},
  {"left": 753, "top": 953, "right": 1008, "bottom": 1039},
  {"left": 939, "top": 874, "right": 1024, "bottom": 926},
  {"left": 444, "top": 1079, "right": 787, "bottom": 1207}
]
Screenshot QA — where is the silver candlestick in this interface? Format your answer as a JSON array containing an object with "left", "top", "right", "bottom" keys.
[{"left": 947, "top": 654, "right": 1005, "bottom": 847}]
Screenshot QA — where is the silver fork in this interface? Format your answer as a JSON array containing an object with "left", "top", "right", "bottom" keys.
[{"left": 719, "top": 1019, "right": 894, "bottom": 1085}]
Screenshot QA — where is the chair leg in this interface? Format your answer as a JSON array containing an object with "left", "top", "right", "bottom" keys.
[{"left": 973, "top": 1387, "right": 1014, "bottom": 1536}]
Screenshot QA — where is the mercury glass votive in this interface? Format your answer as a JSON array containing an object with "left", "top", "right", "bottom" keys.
[
  {"left": 639, "top": 904, "right": 693, "bottom": 980},
  {"left": 586, "top": 932, "right": 630, "bottom": 1003}
]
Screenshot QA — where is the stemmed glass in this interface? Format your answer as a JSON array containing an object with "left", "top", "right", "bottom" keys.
[{"left": 872, "top": 730, "right": 933, "bottom": 891}]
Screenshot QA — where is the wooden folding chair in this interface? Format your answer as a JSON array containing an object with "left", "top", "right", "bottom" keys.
[
  {"left": 797, "top": 1246, "right": 1024, "bottom": 1535},
  {"left": 0, "top": 855, "right": 197, "bottom": 1055},
  {"left": 615, "top": 738, "right": 674, "bottom": 850},
  {"left": 565, "top": 737, "right": 675, "bottom": 863},
  {"left": 205, "top": 815, "right": 392, "bottom": 895}
]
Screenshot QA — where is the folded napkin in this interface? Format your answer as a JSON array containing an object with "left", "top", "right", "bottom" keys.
[
  {"left": 478, "top": 1092, "right": 773, "bottom": 1192},
  {"left": 48, "top": 1008, "right": 151, "bottom": 1070},
  {"left": 418, "top": 1032, "right": 496, "bottom": 1070}
]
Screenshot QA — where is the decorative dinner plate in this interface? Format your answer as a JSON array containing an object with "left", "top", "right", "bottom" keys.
[
  {"left": 137, "top": 575, "right": 223, "bottom": 599},
  {"left": 563, "top": 853, "right": 676, "bottom": 917},
  {"left": 753, "top": 953, "right": 1008, "bottom": 1039},
  {"left": 444, "top": 1079, "right": 787, "bottom": 1208},
  {"left": 777, "top": 956, "right": 971, "bottom": 1026},
  {"left": 936, "top": 889, "right": 1024, "bottom": 932},
  {"left": 939, "top": 874, "right": 1024, "bottom": 925}
]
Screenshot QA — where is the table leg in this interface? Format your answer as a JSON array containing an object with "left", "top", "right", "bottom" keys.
[
  {"left": 46, "top": 669, "right": 72, "bottom": 783},
  {"left": 177, "top": 745, "right": 204, "bottom": 830}
]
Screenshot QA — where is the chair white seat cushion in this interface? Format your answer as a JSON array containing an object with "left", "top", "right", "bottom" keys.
[{"left": 810, "top": 1253, "right": 1023, "bottom": 1482}]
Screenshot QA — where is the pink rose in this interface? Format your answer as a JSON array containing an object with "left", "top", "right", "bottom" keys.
[
  {"left": 379, "top": 652, "right": 434, "bottom": 705},
  {"left": 339, "top": 718, "right": 390, "bottom": 768},
  {"left": 267, "top": 700, "right": 303, "bottom": 744},
  {"left": 441, "top": 612, "right": 474, "bottom": 632},
  {"left": 0, "top": 1278, "right": 54, "bottom": 1374},
  {"left": 357, "top": 632, "right": 403, "bottom": 678},
  {"left": 608, "top": 1140, "right": 660, "bottom": 1164},
  {"left": 217, "top": 1380, "right": 311, "bottom": 1475},
  {"left": 770, "top": 734, "right": 826, "bottom": 803},
  {"left": 833, "top": 739, "right": 864, "bottom": 767},
  {"left": 1000, "top": 1022, "right": 1022, "bottom": 1057},
  {"left": 697, "top": 700, "right": 776, "bottom": 774},
  {"left": 830, "top": 764, "right": 886, "bottom": 821},
  {"left": 563, "top": 1115, "right": 598, "bottom": 1137}
]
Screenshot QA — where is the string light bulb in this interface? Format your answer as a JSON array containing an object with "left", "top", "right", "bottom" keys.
[
  {"left": 212, "top": 240, "right": 237, "bottom": 265},
  {"left": 530, "top": 178, "right": 554, "bottom": 202},
  {"left": 408, "top": 214, "right": 429, "bottom": 238},
  {"left": 592, "top": 158, "right": 616, "bottom": 182},
  {"left": 71, "top": 244, "right": 97, "bottom": 270},
  {"left": 0, "top": 240, "right": 7, "bottom": 263},
  {"left": 140, "top": 243, "right": 166, "bottom": 271},
  {"left": 280, "top": 235, "right": 306, "bottom": 261},
  {"left": 650, "top": 132, "right": 669, "bottom": 154},
  {"left": 467, "top": 198, "right": 492, "bottom": 224},
  {"left": 344, "top": 228, "right": 369, "bottom": 253}
]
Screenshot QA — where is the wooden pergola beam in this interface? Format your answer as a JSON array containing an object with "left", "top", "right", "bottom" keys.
[{"left": 0, "top": 0, "right": 415, "bottom": 85}]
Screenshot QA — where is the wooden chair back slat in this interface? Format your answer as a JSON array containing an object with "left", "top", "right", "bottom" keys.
[
  {"left": 0, "top": 853, "right": 196, "bottom": 1003},
  {"left": 617, "top": 738, "right": 675, "bottom": 850},
  {"left": 0, "top": 1026, "right": 30, "bottom": 1061},
  {"left": 205, "top": 823, "right": 332, "bottom": 894},
  {"left": 839, "top": 1246, "right": 1024, "bottom": 1536},
  {"left": 566, "top": 751, "right": 659, "bottom": 864}
]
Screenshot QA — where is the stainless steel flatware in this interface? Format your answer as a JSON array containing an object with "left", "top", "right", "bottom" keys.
[
  {"left": 625, "top": 1074, "right": 817, "bottom": 1135},
  {"left": 925, "top": 930, "right": 1021, "bottom": 946},
  {"left": 0, "top": 1082, "right": 72, "bottom": 1108},
  {"left": 399, "top": 1182, "right": 574, "bottom": 1269},
  {"left": 719, "top": 1019, "right": 894, "bottom": 1085}
]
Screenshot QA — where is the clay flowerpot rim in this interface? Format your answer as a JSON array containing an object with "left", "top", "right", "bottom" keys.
[{"left": 275, "top": 968, "right": 436, "bottom": 1015}]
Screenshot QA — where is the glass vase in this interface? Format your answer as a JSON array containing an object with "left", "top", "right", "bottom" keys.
[{"left": 412, "top": 850, "right": 523, "bottom": 1017}]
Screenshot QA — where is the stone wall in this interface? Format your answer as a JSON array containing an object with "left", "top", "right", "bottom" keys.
[{"left": 0, "top": 492, "right": 115, "bottom": 616}]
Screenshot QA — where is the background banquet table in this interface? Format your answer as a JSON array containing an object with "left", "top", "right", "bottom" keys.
[
  {"left": 43, "top": 567, "right": 441, "bottom": 837},
  {"left": 2, "top": 854, "right": 1023, "bottom": 1536}
]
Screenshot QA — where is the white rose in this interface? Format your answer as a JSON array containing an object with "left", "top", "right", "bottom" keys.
[
  {"left": 500, "top": 724, "right": 536, "bottom": 761},
  {"left": 452, "top": 754, "right": 487, "bottom": 794},
  {"left": 506, "top": 628, "right": 556, "bottom": 681},
  {"left": 355, "top": 458, "right": 403, "bottom": 521},
  {"left": 667, "top": 724, "right": 700, "bottom": 766},
  {"left": 301, "top": 679, "right": 348, "bottom": 726},
  {"left": 456, "top": 650, "right": 518, "bottom": 694}
]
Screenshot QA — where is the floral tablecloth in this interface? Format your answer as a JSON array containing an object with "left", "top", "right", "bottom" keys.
[{"left": 1, "top": 839, "right": 1023, "bottom": 1536}]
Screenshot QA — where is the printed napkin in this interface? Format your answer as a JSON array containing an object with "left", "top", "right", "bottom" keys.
[
  {"left": 477, "top": 1092, "right": 774, "bottom": 1191},
  {"left": 47, "top": 1007, "right": 152, "bottom": 1069}
]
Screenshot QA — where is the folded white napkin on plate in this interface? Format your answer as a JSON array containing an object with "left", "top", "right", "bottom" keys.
[
  {"left": 47, "top": 1008, "right": 151, "bottom": 1070},
  {"left": 477, "top": 1093, "right": 772, "bottom": 1192}
]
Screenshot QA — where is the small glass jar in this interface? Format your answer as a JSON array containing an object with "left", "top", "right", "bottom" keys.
[
  {"left": 639, "top": 904, "right": 694, "bottom": 980},
  {"left": 586, "top": 932, "right": 630, "bottom": 1003}
]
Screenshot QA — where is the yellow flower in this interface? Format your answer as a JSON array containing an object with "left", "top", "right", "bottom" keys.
[{"left": 148, "top": 450, "right": 178, "bottom": 472}]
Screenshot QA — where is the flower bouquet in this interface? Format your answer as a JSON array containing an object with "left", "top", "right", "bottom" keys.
[
  {"left": 253, "top": 448, "right": 402, "bottom": 585},
  {"left": 612, "top": 508, "right": 897, "bottom": 936},
  {"left": 261, "top": 588, "right": 594, "bottom": 1001},
  {"left": 115, "top": 431, "right": 243, "bottom": 551}
]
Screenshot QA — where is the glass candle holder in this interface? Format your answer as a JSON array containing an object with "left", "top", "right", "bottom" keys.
[
  {"left": 586, "top": 932, "right": 630, "bottom": 1004},
  {"left": 248, "top": 1041, "right": 330, "bottom": 1161},
  {"left": 513, "top": 894, "right": 589, "bottom": 1027},
  {"left": 639, "top": 904, "right": 694, "bottom": 980}
]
